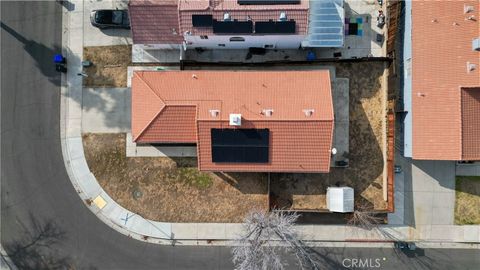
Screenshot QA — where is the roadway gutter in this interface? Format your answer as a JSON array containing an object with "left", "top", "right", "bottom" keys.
[{"left": 58, "top": 0, "right": 480, "bottom": 247}]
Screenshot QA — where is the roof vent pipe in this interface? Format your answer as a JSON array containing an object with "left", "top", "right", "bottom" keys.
[
  {"left": 467, "top": 62, "right": 476, "bottom": 72},
  {"left": 464, "top": 4, "right": 474, "bottom": 13},
  {"left": 223, "top": 12, "right": 231, "bottom": 21},
  {"left": 303, "top": 109, "right": 314, "bottom": 117},
  {"left": 279, "top": 12, "right": 287, "bottom": 21},
  {"left": 209, "top": 110, "right": 220, "bottom": 118},
  {"left": 466, "top": 15, "right": 476, "bottom": 21},
  {"left": 262, "top": 109, "right": 273, "bottom": 117}
]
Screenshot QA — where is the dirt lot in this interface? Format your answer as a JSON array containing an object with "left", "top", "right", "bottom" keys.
[
  {"left": 270, "top": 62, "right": 387, "bottom": 211},
  {"left": 455, "top": 176, "right": 480, "bottom": 225},
  {"left": 83, "top": 45, "right": 132, "bottom": 87},
  {"left": 82, "top": 133, "right": 268, "bottom": 223}
]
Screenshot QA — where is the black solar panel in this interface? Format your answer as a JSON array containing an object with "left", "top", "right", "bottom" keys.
[
  {"left": 192, "top": 15, "right": 213, "bottom": 27},
  {"left": 212, "top": 20, "right": 253, "bottom": 34},
  {"left": 255, "top": 20, "right": 296, "bottom": 34},
  {"left": 211, "top": 129, "right": 269, "bottom": 163},
  {"left": 238, "top": 0, "right": 301, "bottom": 5}
]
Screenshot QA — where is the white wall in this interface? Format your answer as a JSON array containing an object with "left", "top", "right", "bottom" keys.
[
  {"left": 184, "top": 35, "right": 305, "bottom": 49},
  {"left": 138, "top": 44, "right": 182, "bottom": 50}
]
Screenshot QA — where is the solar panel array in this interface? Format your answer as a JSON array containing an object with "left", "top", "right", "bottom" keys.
[
  {"left": 212, "top": 20, "right": 254, "bottom": 34},
  {"left": 238, "top": 0, "right": 301, "bottom": 5},
  {"left": 255, "top": 21, "right": 296, "bottom": 34},
  {"left": 211, "top": 129, "right": 269, "bottom": 163},
  {"left": 192, "top": 15, "right": 213, "bottom": 27}
]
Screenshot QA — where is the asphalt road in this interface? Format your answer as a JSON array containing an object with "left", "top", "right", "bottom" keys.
[{"left": 0, "top": 1, "right": 478, "bottom": 270}]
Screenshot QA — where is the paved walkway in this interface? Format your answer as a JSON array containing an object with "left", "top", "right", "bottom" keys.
[
  {"left": 82, "top": 87, "right": 130, "bottom": 133},
  {"left": 59, "top": 0, "right": 480, "bottom": 246}
]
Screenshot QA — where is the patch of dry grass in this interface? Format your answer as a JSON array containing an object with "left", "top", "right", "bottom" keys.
[
  {"left": 82, "top": 133, "right": 268, "bottom": 223},
  {"left": 83, "top": 45, "right": 132, "bottom": 87},
  {"left": 270, "top": 62, "right": 388, "bottom": 211},
  {"left": 455, "top": 176, "right": 480, "bottom": 225}
]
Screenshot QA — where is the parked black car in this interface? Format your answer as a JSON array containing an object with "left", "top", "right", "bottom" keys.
[{"left": 90, "top": 9, "right": 130, "bottom": 29}]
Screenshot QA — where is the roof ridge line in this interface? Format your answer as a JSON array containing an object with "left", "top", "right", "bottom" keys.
[
  {"left": 132, "top": 72, "right": 167, "bottom": 141},
  {"left": 134, "top": 71, "right": 166, "bottom": 103}
]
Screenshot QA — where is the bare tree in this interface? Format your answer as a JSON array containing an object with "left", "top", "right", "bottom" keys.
[
  {"left": 232, "top": 210, "right": 320, "bottom": 270},
  {"left": 347, "top": 201, "right": 384, "bottom": 230}
]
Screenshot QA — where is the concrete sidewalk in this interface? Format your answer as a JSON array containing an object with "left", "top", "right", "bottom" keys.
[{"left": 59, "top": 0, "right": 479, "bottom": 246}]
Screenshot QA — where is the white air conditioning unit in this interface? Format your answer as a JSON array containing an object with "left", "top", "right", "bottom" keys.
[
  {"left": 229, "top": 114, "right": 242, "bottom": 126},
  {"left": 326, "top": 187, "right": 354, "bottom": 213}
]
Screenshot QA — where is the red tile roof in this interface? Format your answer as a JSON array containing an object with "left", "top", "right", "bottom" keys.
[
  {"left": 411, "top": 0, "right": 480, "bottom": 160},
  {"left": 131, "top": 70, "right": 334, "bottom": 172},
  {"left": 128, "top": 0, "right": 309, "bottom": 44},
  {"left": 128, "top": 0, "right": 183, "bottom": 44},
  {"left": 179, "top": 0, "right": 309, "bottom": 35},
  {"left": 461, "top": 87, "right": 480, "bottom": 160}
]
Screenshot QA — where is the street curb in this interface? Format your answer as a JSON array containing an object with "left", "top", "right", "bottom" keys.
[
  {"left": 57, "top": 0, "right": 480, "bottom": 247},
  {"left": 0, "top": 245, "right": 18, "bottom": 270}
]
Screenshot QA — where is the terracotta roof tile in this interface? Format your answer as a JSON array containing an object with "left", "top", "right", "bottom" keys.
[
  {"left": 131, "top": 70, "right": 334, "bottom": 172},
  {"left": 179, "top": 0, "right": 309, "bottom": 35},
  {"left": 411, "top": 0, "right": 480, "bottom": 160},
  {"left": 137, "top": 106, "right": 198, "bottom": 143},
  {"left": 131, "top": 73, "right": 166, "bottom": 141},
  {"left": 461, "top": 87, "right": 480, "bottom": 160},
  {"left": 128, "top": 0, "right": 183, "bottom": 44},
  {"left": 179, "top": 10, "right": 309, "bottom": 35},
  {"left": 197, "top": 121, "right": 333, "bottom": 172}
]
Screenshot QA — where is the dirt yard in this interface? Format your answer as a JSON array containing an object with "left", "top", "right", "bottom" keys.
[
  {"left": 83, "top": 45, "right": 132, "bottom": 87},
  {"left": 455, "top": 176, "right": 480, "bottom": 225},
  {"left": 270, "top": 62, "right": 387, "bottom": 211},
  {"left": 82, "top": 133, "right": 268, "bottom": 223}
]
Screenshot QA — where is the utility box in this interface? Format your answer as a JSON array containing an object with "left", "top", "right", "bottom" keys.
[{"left": 326, "top": 187, "right": 354, "bottom": 213}]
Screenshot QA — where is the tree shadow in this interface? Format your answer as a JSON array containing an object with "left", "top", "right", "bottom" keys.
[
  {"left": 1, "top": 21, "right": 61, "bottom": 86},
  {"left": 214, "top": 172, "right": 269, "bottom": 195},
  {"left": 3, "top": 214, "right": 76, "bottom": 270}
]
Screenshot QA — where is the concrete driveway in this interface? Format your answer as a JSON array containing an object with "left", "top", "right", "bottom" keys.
[
  {"left": 83, "top": 0, "right": 132, "bottom": 46},
  {"left": 391, "top": 152, "right": 456, "bottom": 226},
  {"left": 82, "top": 87, "right": 131, "bottom": 133}
]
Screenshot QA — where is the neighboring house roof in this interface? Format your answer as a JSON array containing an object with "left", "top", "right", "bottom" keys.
[
  {"left": 131, "top": 70, "right": 334, "bottom": 172},
  {"left": 411, "top": 0, "right": 480, "bottom": 160},
  {"left": 128, "top": 0, "right": 309, "bottom": 44},
  {"left": 179, "top": 0, "right": 309, "bottom": 35},
  {"left": 128, "top": 0, "right": 183, "bottom": 44},
  {"left": 461, "top": 87, "right": 480, "bottom": 160}
]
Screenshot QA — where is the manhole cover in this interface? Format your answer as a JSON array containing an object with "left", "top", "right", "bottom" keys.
[{"left": 132, "top": 189, "right": 143, "bottom": 200}]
